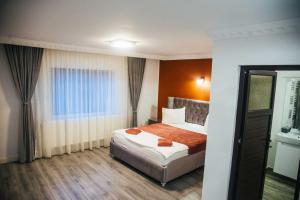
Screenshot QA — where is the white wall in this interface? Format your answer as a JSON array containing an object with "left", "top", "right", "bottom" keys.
[
  {"left": 202, "top": 32, "right": 300, "bottom": 200},
  {"left": 0, "top": 44, "right": 160, "bottom": 163},
  {"left": 137, "top": 59, "right": 160, "bottom": 126},
  {"left": 267, "top": 71, "right": 300, "bottom": 169},
  {"left": 0, "top": 45, "right": 20, "bottom": 163}
]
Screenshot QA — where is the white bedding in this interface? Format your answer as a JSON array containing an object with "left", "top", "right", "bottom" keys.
[{"left": 112, "top": 122, "right": 207, "bottom": 166}]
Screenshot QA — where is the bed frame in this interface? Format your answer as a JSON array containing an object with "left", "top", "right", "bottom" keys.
[{"left": 110, "top": 97, "right": 209, "bottom": 186}]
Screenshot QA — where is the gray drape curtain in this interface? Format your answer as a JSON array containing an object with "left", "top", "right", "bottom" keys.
[
  {"left": 4, "top": 44, "right": 44, "bottom": 163},
  {"left": 128, "top": 57, "right": 146, "bottom": 127}
]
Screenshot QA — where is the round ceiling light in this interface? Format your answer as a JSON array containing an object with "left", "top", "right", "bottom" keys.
[{"left": 108, "top": 39, "right": 136, "bottom": 48}]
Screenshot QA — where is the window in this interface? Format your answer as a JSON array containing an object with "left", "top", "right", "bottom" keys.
[
  {"left": 248, "top": 75, "right": 273, "bottom": 111},
  {"left": 51, "top": 68, "right": 115, "bottom": 118}
]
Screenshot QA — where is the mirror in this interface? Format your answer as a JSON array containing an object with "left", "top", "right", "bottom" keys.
[{"left": 281, "top": 78, "right": 300, "bottom": 134}]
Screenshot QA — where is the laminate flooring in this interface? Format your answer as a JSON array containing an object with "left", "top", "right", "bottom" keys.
[
  {"left": 0, "top": 148, "right": 203, "bottom": 200},
  {"left": 263, "top": 169, "right": 296, "bottom": 200}
]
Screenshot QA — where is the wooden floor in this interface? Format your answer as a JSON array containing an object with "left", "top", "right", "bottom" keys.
[
  {"left": 0, "top": 148, "right": 203, "bottom": 200},
  {"left": 263, "top": 169, "right": 296, "bottom": 200}
]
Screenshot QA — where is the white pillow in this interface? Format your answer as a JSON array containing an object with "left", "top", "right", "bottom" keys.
[{"left": 162, "top": 107, "right": 185, "bottom": 124}]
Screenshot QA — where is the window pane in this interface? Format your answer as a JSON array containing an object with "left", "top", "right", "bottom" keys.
[
  {"left": 51, "top": 68, "right": 114, "bottom": 118},
  {"left": 248, "top": 75, "right": 273, "bottom": 111}
]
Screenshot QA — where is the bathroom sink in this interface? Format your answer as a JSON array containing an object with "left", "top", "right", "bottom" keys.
[{"left": 277, "top": 132, "right": 300, "bottom": 146}]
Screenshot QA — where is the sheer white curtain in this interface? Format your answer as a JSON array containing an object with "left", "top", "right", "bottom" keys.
[{"left": 33, "top": 49, "right": 129, "bottom": 158}]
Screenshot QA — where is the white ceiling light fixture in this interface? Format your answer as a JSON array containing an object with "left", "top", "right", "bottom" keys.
[{"left": 108, "top": 39, "right": 137, "bottom": 49}]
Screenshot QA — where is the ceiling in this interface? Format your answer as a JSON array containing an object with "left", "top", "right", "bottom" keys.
[{"left": 0, "top": 0, "right": 299, "bottom": 59}]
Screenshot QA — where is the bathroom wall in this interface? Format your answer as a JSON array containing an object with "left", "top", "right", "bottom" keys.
[{"left": 267, "top": 71, "right": 300, "bottom": 169}]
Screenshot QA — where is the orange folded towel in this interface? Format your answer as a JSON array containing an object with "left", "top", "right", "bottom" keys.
[
  {"left": 125, "top": 128, "right": 142, "bottom": 135},
  {"left": 158, "top": 138, "right": 173, "bottom": 147}
]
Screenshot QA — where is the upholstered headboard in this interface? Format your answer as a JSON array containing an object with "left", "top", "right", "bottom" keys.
[{"left": 167, "top": 97, "right": 209, "bottom": 126}]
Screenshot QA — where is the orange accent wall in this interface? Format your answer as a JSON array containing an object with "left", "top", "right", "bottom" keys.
[{"left": 157, "top": 59, "right": 212, "bottom": 119}]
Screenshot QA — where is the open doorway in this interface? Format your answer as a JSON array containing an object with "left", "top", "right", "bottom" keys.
[
  {"left": 263, "top": 71, "right": 300, "bottom": 200},
  {"left": 228, "top": 66, "right": 300, "bottom": 200}
]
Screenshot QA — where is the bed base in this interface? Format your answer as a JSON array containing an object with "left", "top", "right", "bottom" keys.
[{"left": 110, "top": 140, "right": 205, "bottom": 186}]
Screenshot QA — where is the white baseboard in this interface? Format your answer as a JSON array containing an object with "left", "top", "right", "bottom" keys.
[{"left": 0, "top": 156, "right": 18, "bottom": 164}]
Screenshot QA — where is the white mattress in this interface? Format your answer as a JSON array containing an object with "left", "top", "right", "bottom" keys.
[{"left": 112, "top": 122, "right": 207, "bottom": 166}]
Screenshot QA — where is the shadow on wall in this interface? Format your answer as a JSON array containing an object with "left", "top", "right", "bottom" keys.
[
  {"left": 0, "top": 45, "right": 20, "bottom": 162},
  {"left": 150, "top": 105, "right": 157, "bottom": 120}
]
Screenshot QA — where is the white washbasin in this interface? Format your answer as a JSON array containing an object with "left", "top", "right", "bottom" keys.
[{"left": 277, "top": 132, "right": 300, "bottom": 146}]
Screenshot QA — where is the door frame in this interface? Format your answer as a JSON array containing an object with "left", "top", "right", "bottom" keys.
[{"left": 228, "top": 65, "right": 300, "bottom": 200}]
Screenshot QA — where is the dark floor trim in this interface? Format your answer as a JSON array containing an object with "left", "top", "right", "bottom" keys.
[{"left": 266, "top": 167, "right": 297, "bottom": 183}]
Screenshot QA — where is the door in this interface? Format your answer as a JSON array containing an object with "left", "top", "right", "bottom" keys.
[{"left": 233, "top": 70, "right": 277, "bottom": 200}]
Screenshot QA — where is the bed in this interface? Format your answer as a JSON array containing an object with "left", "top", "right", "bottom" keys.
[{"left": 110, "top": 97, "right": 209, "bottom": 186}]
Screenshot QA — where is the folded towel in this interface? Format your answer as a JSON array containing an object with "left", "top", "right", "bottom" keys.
[
  {"left": 125, "top": 128, "right": 142, "bottom": 135},
  {"left": 158, "top": 138, "right": 173, "bottom": 147}
]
